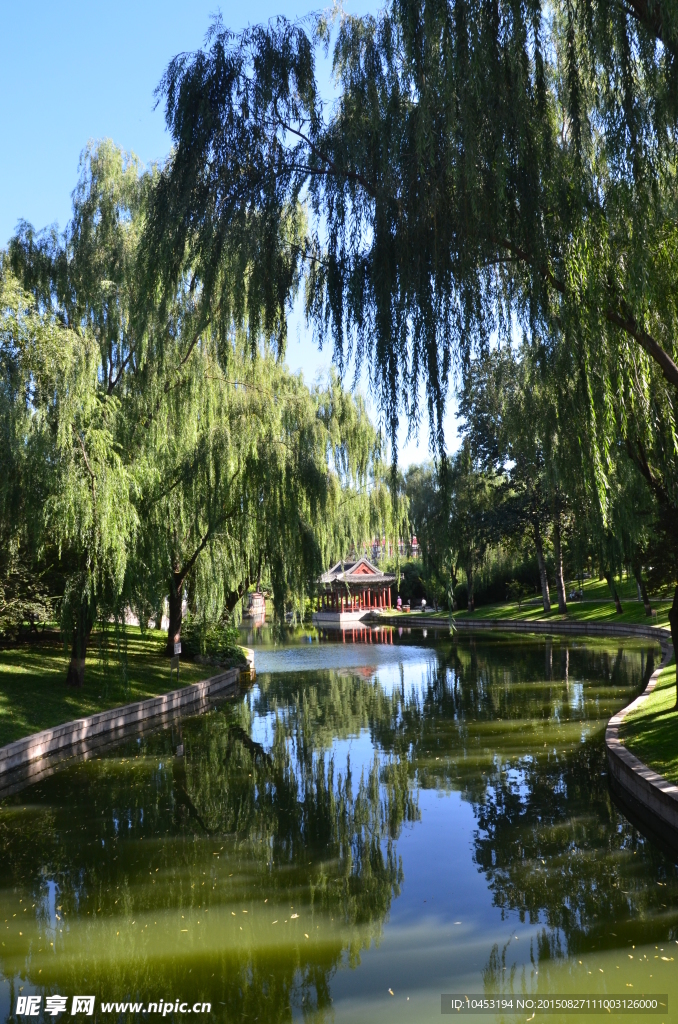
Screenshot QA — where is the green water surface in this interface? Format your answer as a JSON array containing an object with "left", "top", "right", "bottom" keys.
[{"left": 1, "top": 631, "right": 676, "bottom": 1023}]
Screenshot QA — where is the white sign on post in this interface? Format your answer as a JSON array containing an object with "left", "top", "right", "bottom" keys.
[{"left": 174, "top": 641, "right": 182, "bottom": 656}]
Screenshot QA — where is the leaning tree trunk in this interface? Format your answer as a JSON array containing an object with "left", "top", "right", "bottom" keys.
[
  {"left": 668, "top": 585, "right": 678, "bottom": 708},
  {"left": 533, "top": 523, "right": 551, "bottom": 613},
  {"left": 166, "top": 576, "right": 183, "bottom": 657},
  {"left": 467, "top": 562, "right": 475, "bottom": 612},
  {"left": 553, "top": 518, "right": 567, "bottom": 614},
  {"left": 65, "top": 594, "right": 95, "bottom": 688},
  {"left": 604, "top": 571, "right": 623, "bottom": 614},
  {"left": 225, "top": 576, "right": 251, "bottom": 614},
  {"left": 632, "top": 560, "right": 653, "bottom": 617}
]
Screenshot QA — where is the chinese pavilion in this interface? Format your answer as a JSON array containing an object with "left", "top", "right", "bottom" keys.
[{"left": 313, "top": 557, "right": 396, "bottom": 624}]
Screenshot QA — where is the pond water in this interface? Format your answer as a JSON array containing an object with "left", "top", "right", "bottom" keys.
[{"left": 1, "top": 629, "right": 677, "bottom": 1023}]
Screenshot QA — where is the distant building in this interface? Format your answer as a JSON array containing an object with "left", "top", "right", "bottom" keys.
[
  {"left": 314, "top": 557, "right": 396, "bottom": 624},
  {"left": 243, "top": 592, "right": 266, "bottom": 625}
]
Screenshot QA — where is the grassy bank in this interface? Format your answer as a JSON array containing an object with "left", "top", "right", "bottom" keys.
[
  {"left": 389, "top": 598, "right": 671, "bottom": 628},
  {"left": 0, "top": 629, "right": 214, "bottom": 748},
  {"left": 451, "top": 599, "right": 671, "bottom": 628},
  {"left": 621, "top": 657, "right": 678, "bottom": 784}
]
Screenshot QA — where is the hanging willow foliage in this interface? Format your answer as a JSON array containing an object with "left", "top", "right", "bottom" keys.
[
  {"left": 4, "top": 142, "right": 398, "bottom": 682},
  {"left": 145, "top": 1, "right": 678, "bottom": 557}
]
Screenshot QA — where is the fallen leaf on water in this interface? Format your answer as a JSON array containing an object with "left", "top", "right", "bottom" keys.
[
  {"left": 388, "top": 989, "right": 394, "bottom": 996},
  {"left": 305, "top": 933, "right": 309, "bottom": 939},
  {"left": 661, "top": 957, "right": 674, "bottom": 961}
]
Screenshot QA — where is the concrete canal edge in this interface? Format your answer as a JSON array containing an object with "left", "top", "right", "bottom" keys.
[
  {"left": 605, "top": 638, "right": 678, "bottom": 844},
  {"left": 379, "top": 611, "right": 671, "bottom": 645},
  {"left": 0, "top": 648, "right": 255, "bottom": 795},
  {"left": 381, "top": 612, "right": 678, "bottom": 842}
]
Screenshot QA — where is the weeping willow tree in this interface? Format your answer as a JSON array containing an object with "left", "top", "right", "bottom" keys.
[
  {"left": 0, "top": 263, "right": 140, "bottom": 684},
  {"left": 145, "top": 0, "right": 678, "bottom": 590},
  {"left": 7, "top": 143, "right": 152, "bottom": 682},
  {"left": 5, "top": 141, "right": 396, "bottom": 680},
  {"left": 133, "top": 332, "right": 391, "bottom": 651},
  {"left": 144, "top": 1, "right": 678, "bottom": 448}
]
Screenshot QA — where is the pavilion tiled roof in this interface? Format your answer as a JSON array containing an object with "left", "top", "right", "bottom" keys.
[{"left": 318, "top": 557, "right": 396, "bottom": 586}]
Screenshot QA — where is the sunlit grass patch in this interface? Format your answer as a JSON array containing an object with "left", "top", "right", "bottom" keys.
[
  {"left": 621, "top": 658, "right": 678, "bottom": 783},
  {"left": 451, "top": 601, "right": 671, "bottom": 628},
  {"left": 0, "top": 628, "right": 214, "bottom": 747}
]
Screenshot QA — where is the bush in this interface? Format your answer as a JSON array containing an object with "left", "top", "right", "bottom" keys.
[{"left": 180, "top": 618, "right": 247, "bottom": 666}]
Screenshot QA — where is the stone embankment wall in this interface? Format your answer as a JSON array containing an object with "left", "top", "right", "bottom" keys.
[
  {"left": 379, "top": 612, "right": 670, "bottom": 645},
  {"left": 606, "top": 641, "right": 678, "bottom": 844},
  {"left": 0, "top": 656, "right": 254, "bottom": 798}
]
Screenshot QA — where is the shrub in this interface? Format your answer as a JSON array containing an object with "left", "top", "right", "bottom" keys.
[{"left": 180, "top": 618, "right": 247, "bottom": 665}]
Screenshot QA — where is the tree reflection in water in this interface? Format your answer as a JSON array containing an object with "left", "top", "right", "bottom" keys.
[
  {"left": 0, "top": 634, "right": 673, "bottom": 1021},
  {"left": 0, "top": 667, "right": 418, "bottom": 1020}
]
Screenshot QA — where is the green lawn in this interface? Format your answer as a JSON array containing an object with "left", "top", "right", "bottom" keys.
[
  {"left": 621, "top": 657, "right": 678, "bottom": 784},
  {"left": 450, "top": 599, "right": 671, "bottom": 628},
  {"left": 388, "top": 598, "right": 670, "bottom": 627},
  {"left": 0, "top": 629, "right": 214, "bottom": 748},
  {"left": 573, "top": 574, "right": 665, "bottom": 602}
]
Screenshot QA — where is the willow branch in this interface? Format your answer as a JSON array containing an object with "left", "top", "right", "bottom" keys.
[
  {"left": 495, "top": 237, "right": 678, "bottom": 392},
  {"left": 74, "top": 429, "right": 96, "bottom": 482},
  {"left": 605, "top": 311, "right": 678, "bottom": 390},
  {"left": 273, "top": 115, "right": 377, "bottom": 199}
]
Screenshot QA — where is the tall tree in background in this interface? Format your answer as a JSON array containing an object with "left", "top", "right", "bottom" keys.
[{"left": 459, "top": 348, "right": 561, "bottom": 612}]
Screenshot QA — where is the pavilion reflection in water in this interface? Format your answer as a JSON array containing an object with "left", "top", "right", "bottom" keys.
[{"left": 317, "top": 623, "right": 397, "bottom": 644}]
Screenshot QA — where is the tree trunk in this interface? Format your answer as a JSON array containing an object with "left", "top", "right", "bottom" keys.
[
  {"left": 668, "top": 585, "right": 678, "bottom": 708},
  {"left": 553, "top": 518, "right": 567, "bottom": 614},
  {"left": 225, "top": 576, "right": 251, "bottom": 614},
  {"left": 166, "top": 576, "right": 183, "bottom": 657},
  {"left": 533, "top": 523, "right": 551, "bottom": 613},
  {"left": 604, "top": 571, "right": 623, "bottom": 614},
  {"left": 65, "top": 595, "right": 95, "bottom": 687},
  {"left": 632, "top": 560, "right": 652, "bottom": 617},
  {"left": 467, "top": 563, "right": 474, "bottom": 612}
]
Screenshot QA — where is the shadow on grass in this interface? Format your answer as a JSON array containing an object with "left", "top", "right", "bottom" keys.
[
  {"left": 452, "top": 599, "right": 671, "bottom": 628},
  {"left": 0, "top": 630, "right": 212, "bottom": 747},
  {"left": 622, "top": 659, "right": 678, "bottom": 783}
]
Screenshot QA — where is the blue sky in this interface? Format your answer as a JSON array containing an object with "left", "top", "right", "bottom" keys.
[{"left": 1, "top": 0, "right": 457, "bottom": 464}]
